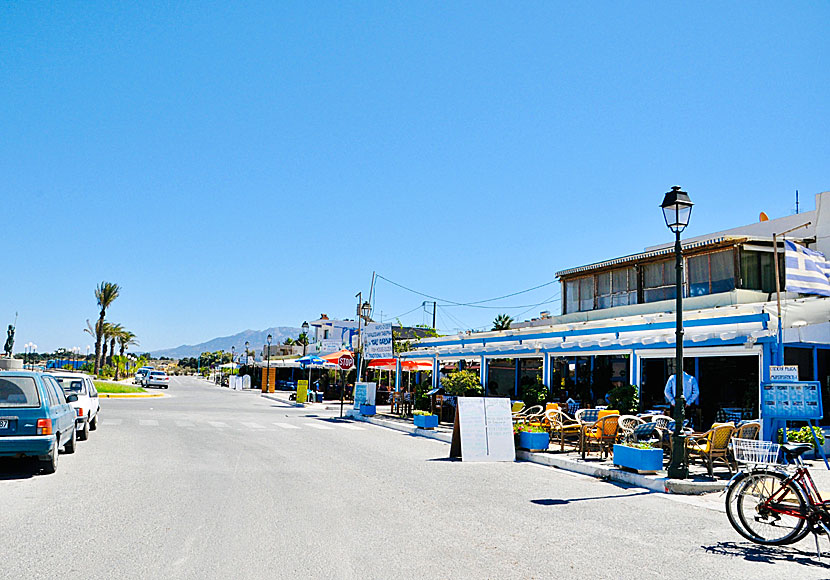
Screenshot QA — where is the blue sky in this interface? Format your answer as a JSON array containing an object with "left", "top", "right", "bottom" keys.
[{"left": 2, "top": 2, "right": 828, "bottom": 352}]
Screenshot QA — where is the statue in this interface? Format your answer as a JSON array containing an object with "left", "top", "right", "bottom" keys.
[{"left": 4, "top": 324, "right": 14, "bottom": 358}]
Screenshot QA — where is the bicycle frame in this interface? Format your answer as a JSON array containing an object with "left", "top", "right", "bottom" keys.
[{"left": 754, "top": 458, "right": 828, "bottom": 521}]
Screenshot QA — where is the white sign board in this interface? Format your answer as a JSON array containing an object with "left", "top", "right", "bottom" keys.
[
  {"left": 770, "top": 365, "right": 799, "bottom": 382},
  {"left": 316, "top": 340, "right": 342, "bottom": 354},
  {"left": 353, "top": 381, "right": 377, "bottom": 410},
  {"left": 362, "top": 323, "right": 394, "bottom": 360},
  {"left": 242, "top": 375, "right": 251, "bottom": 389},
  {"left": 453, "top": 398, "right": 515, "bottom": 462}
]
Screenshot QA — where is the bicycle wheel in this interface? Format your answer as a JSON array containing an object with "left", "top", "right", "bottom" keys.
[{"left": 734, "top": 471, "right": 808, "bottom": 545}]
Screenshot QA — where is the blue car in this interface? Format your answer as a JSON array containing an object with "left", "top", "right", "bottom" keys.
[{"left": 0, "top": 371, "right": 78, "bottom": 473}]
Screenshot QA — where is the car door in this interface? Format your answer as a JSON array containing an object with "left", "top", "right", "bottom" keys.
[
  {"left": 43, "top": 376, "right": 72, "bottom": 440},
  {"left": 86, "top": 378, "right": 99, "bottom": 417}
]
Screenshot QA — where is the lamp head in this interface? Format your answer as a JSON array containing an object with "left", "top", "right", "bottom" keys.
[
  {"left": 661, "top": 186, "right": 693, "bottom": 233},
  {"left": 302, "top": 321, "right": 309, "bottom": 333},
  {"left": 361, "top": 301, "right": 371, "bottom": 319},
  {"left": 267, "top": 334, "right": 272, "bottom": 345}
]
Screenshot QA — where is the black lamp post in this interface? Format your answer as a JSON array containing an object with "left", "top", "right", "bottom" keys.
[
  {"left": 301, "top": 321, "right": 309, "bottom": 356},
  {"left": 245, "top": 340, "right": 250, "bottom": 370},
  {"left": 231, "top": 346, "right": 235, "bottom": 375},
  {"left": 661, "top": 185, "right": 694, "bottom": 480},
  {"left": 265, "top": 334, "right": 272, "bottom": 392}
]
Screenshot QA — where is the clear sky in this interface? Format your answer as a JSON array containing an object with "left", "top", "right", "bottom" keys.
[{"left": 2, "top": 2, "right": 828, "bottom": 353}]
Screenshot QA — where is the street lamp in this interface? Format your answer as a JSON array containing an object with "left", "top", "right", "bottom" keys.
[
  {"left": 301, "top": 321, "right": 309, "bottom": 356},
  {"left": 245, "top": 340, "right": 250, "bottom": 369},
  {"left": 265, "top": 334, "right": 272, "bottom": 393},
  {"left": 231, "top": 346, "right": 236, "bottom": 375},
  {"left": 661, "top": 185, "right": 694, "bottom": 480}
]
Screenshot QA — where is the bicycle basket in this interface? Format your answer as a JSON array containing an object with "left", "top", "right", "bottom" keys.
[{"left": 732, "top": 438, "right": 780, "bottom": 466}]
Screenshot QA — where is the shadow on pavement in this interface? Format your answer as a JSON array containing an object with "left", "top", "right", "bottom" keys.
[
  {"left": 702, "top": 541, "right": 830, "bottom": 568},
  {"left": 530, "top": 491, "right": 651, "bottom": 506},
  {"left": 0, "top": 457, "right": 36, "bottom": 480}
]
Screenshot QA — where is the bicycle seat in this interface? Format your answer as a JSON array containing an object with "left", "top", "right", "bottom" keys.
[{"left": 781, "top": 442, "right": 814, "bottom": 462}]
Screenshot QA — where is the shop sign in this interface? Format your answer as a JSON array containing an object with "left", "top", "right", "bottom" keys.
[
  {"left": 362, "top": 323, "right": 393, "bottom": 360},
  {"left": 353, "top": 381, "right": 376, "bottom": 410},
  {"left": 449, "top": 397, "right": 515, "bottom": 462},
  {"left": 761, "top": 381, "right": 822, "bottom": 420},
  {"left": 769, "top": 365, "right": 799, "bottom": 382}
]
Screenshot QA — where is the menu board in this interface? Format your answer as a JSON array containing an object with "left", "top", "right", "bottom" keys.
[
  {"left": 761, "top": 381, "right": 823, "bottom": 420},
  {"left": 353, "top": 382, "right": 376, "bottom": 410},
  {"left": 450, "top": 397, "right": 515, "bottom": 462}
]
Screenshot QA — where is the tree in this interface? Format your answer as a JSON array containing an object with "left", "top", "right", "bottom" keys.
[
  {"left": 492, "top": 314, "right": 513, "bottom": 331},
  {"left": 93, "top": 281, "right": 120, "bottom": 374},
  {"left": 115, "top": 329, "right": 138, "bottom": 380},
  {"left": 283, "top": 337, "right": 294, "bottom": 346},
  {"left": 441, "top": 370, "right": 483, "bottom": 396},
  {"left": 100, "top": 322, "right": 116, "bottom": 371},
  {"left": 296, "top": 333, "right": 309, "bottom": 346}
]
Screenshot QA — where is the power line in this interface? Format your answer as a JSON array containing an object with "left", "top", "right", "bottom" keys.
[{"left": 375, "top": 273, "right": 561, "bottom": 310}]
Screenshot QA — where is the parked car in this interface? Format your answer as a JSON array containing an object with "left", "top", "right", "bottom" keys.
[
  {"left": 0, "top": 371, "right": 78, "bottom": 473},
  {"left": 134, "top": 367, "right": 152, "bottom": 384},
  {"left": 144, "top": 371, "right": 170, "bottom": 389},
  {"left": 49, "top": 371, "right": 100, "bottom": 441}
]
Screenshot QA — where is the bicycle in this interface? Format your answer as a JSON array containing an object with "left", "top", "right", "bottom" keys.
[{"left": 724, "top": 438, "right": 830, "bottom": 556}]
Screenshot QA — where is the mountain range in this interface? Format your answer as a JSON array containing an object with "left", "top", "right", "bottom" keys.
[{"left": 149, "top": 327, "right": 302, "bottom": 359}]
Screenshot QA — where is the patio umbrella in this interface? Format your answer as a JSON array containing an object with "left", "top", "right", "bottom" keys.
[
  {"left": 321, "top": 349, "right": 353, "bottom": 363},
  {"left": 297, "top": 355, "right": 327, "bottom": 401}
]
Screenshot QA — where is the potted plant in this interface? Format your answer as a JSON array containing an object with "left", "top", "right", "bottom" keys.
[
  {"left": 612, "top": 442, "right": 664, "bottom": 473},
  {"left": 777, "top": 425, "right": 826, "bottom": 458},
  {"left": 413, "top": 410, "right": 438, "bottom": 429},
  {"left": 360, "top": 403, "right": 376, "bottom": 416},
  {"left": 515, "top": 423, "right": 550, "bottom": 451}
]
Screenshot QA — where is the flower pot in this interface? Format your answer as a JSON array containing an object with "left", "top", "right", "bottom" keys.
[
  {"left": 360, "top": 404, "right": 376, "bottom": 416},
  {"left": 613, "top": 444, "right": 663, "bottom": 473},
  {"left": 414, "top": 414, "right": 438, "bottom": 429},
  {"left": 518, "top": 431, "right": 550, "bottom": 452}
]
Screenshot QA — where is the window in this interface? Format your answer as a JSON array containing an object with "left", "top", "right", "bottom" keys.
[
  {"left": 642, "top": 260, "right": 676, "bottom": 303},
  {"left": 688, "top": 250, "right": 735, "bottom": 296},
  {"left": 564, "top": 280, "right": 579, "bottom": 314},
  {"left": 579, "top": 277, "right": 594, "bottom": 311},
  {"left": 0, "top": 377, "right": 40, "bottom": 408},
  {"left": 43, "top": 377, "right": 58, "bottom": 406},
  {"left": 596, "top": 267, "right": 637, "bottom": 309},
  {"left": 741, "top": 250, "right": 782, "bottom": 293}
]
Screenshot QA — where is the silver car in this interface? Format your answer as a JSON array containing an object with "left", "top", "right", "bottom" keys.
[{"left": 144, "top": 371, "right": 170, "bottom": 389}]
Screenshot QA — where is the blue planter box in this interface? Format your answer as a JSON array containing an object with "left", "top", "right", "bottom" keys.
[
  {"left": 360, "top": 404, "right": 376, "bottom": 416},
  {"left": 518, "top": 431, "right": 550, "bottom": 451},
  {"left": 414, "top": 414, "right": 438, "bottom": 429},
  {"left": 613, "top": 444, "right": 664, "bottom": 473}
]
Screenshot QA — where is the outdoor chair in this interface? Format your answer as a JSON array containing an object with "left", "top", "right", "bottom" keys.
[
  {"left": 733, "top": 421, "right": 760, "bottom": 441},
  {"left": 626, "top": 421, "right": 660, "bottom": 446},
  {"left": 513, "top": 405, "right": 544, "bottom": 425},
  {"left": 618, "top": 415, "right": 645, "bottom": 442},
  {"left": 545, "top": 409, "right": 582, "bottom": 451},
  {"left": 580, "top": 414, "right": 620, "bottom": 460},
  {"left": 687, "top": 423, "right": 736, "bottom": 477},
  {"left": 567, "top": 401, "right": 580, "bottom": 416}
]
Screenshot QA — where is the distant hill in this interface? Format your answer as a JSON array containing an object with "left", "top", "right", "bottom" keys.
[{"left": 149, "top": 327, "right": 302, "bottom": 359}]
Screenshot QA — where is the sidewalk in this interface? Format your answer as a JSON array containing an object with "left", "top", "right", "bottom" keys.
[{"left": 258, "top": 392, "right": 830, "bottom": 495}]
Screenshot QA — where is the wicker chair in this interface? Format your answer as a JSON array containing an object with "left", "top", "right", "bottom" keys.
[
  {"left": 618, "top": 415, "right": 645, "bottom": 442},
  {"left": 545, "top": 409, "right": 582, "bottom": 451},
  {"left": 513, "top": 405, "right": 544, "bottom": 425},
  {"left": 626, "top": 421, "right": 660, "bottom": 446},
  {"left": 575, "top": 408, "right": 601, "bottom": 424},
  {"left": 687, "top": 423, "right": 736, "bottom": 477},
  {"left": 580, "top": 414, "right": 620, "bottom": 459},
  {"left": 734, "top": 421, "right": 760, "bottom": 440}
]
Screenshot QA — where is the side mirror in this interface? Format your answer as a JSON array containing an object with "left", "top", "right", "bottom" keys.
[{"left": 66, "top": 394, "right": 79, "bottom": 403}]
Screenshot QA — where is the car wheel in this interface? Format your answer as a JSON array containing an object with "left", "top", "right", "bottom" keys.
[
  {"left": 40, "top": 439, "right": 58, "bottom": 474},
  {"left": 90, "top": 415, "right": 98, "bottom": 431},
  {"left": 78, "top": 420, "right": 89, "bottom": 441},
  {"left": 64, "top": 429, "right": 76, "bottom": 454}
]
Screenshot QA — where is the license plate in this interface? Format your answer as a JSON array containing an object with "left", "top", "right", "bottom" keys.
[{"left": 0, "top": 420, "right": 8, "bottom": 429}]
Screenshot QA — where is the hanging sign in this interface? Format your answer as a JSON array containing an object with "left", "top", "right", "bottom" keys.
[
  {"left": 769, "top": 365, "right": 799, "bottom": 382},
  {"left": 362, "top": 323, "right": 393, "bottom": 360},
  {"left": 449, "top": 397, "right": 515, "bottom": 462}
]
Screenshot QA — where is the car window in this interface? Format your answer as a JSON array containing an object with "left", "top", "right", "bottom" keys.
[
  {"left": 0, "top": 377, "right": 41, "bottom": 408},
  {"left": 42, "top": 376, "right": 58, "bottom": 406},
  {"left": 87, "top": 379, "right": 98, "bottom": 397},
  {"left": 150, "top": 372, "right": 166, "bottom": 377},
  {"left": 43, "top": 376, "right": 67, "bottom": 405},
  {"left": 56, "top": 377, "right": 86, "bottom": 395}
]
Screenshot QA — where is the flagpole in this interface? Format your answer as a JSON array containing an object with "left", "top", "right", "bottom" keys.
[{"left": 772, "top": 222, "right": 812, "bottom": 365}]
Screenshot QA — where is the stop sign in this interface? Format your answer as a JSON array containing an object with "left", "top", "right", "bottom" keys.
[{"left": 338, "top": 354, "right": 354, "bottom": 370}]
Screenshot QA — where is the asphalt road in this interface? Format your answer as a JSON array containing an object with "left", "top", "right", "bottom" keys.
[{"left": 1, "top": 376, "right": 828, "bottom": 580}]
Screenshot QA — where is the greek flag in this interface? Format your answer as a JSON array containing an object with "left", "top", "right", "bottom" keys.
[{"left": 785, "top": 240, "right": 830, "bottom": 297}]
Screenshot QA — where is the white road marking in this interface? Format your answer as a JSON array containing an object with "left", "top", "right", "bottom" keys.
[
  {"left": 273, "top": 422, "right": 300, "bottom": 429},
  {"left": 242, "top": 422, "right": 266, "bottom": 429},
  {"left": 175, "top": 420, "right": 195, "bottom": 427},
  {"left": 139, "top": 419, "right": 159, "bottom": 426},
  {"left": 102, "top": 419, "right": 122, "bottom": 426},
  {"left": 208, "top": 421, "right": 228, "bottom": 429},
  {"left": 304, "top": 423, "right": 334, "bottom": 430},
  {"left": 339, "top": 424, "right": 364, "bottom": 430}
]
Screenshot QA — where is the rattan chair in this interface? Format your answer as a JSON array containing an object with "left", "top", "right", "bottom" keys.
[
  {"left": 733, "top": 421, "right": 760, "bottom": 440},
  {"left": 580, "top": 414, "right": 620, "bottom": 459},
  {"left": 618, "top": 415, "right": 645, "bottom": 442},
  {"left": 545, "top": 409, "right": 582, "bottom": 451},
  {"left": 687, "top": 423, "right": 736, "bottom": 477},
  {"left": 513, "top": 405, "right": 544, "bottom": 425}
]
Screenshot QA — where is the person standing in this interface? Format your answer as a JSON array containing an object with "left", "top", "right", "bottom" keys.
[{"left": 664, "top": 371, "right": 700, "bottom": 428}]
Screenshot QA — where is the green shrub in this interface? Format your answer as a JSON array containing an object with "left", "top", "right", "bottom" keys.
[
  {"left": 514, "top": 423, "right": 547, "bottom": 434},
  {"left": 777, "top": 426, "right": 825, "bottom": 449},
  {"left": 441, "top": 370, "right": 483, "bottom": 396},
  {"left": 607, "top": 384, "right": 639, "bottom": 414},
  {"left": 521, "top": 377, "right": 548, "bottom": 407}
]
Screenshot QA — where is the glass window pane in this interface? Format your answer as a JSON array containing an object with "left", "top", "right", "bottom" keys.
[
  {"left": 741, "top": 251, "right": 761, "bottom": 290},
  {"left": 565, "top": 280, "right": 579, "bottom": 314},
  {"left": 710, "top": 250, "right": 735, "bottom": 293},
  {"left": 596, "top": 272, "right": 611, "bottom": 296},
  {"left": 688, "top": 254, "right": 710, "bottom": 296},
  {"left": 579, "top": 277, "right": 594, "bottom": 311}
]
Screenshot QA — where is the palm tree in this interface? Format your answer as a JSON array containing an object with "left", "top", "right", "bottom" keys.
[
  {"left": 492, "top": 314, "right": 513, "bottom": 331},
  {"left": 94, "top": 281, "right": 120, "bottom": 374},
  {"left": 99, "top": 322, "right": 116, "bottom": 370},
  {"left": 107, "top": 323, "right": 123, "bottom": 367},
  {"left": 115, "top": 329, "right": 139, "bottom": 380}
]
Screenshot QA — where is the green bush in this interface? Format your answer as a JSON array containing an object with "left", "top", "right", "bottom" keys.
[
  {"left": 441, "top": 370, "right": 483, "bottom": 396},
  {"left": 607, "top": 384, "right": 639, "bottom": 414},
  {"left": 521, "top": 378, "right": 548, "bottom": 407},
  {"left": 777, "top": 426, "right": 825, "bottom": 449},
  {"left": 514, "top": 423, "right": 547, "bottom": 433}
]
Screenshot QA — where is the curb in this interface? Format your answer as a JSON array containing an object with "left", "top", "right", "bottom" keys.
[
  {"left": 349, "top": 413, "right": 724, "bottom": 495},
  {"left": 99, "top": 393, "right": 166, "bottom": 399},
  {"left": 261, "top": 393, "right": 305, "bottom": 408}
]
